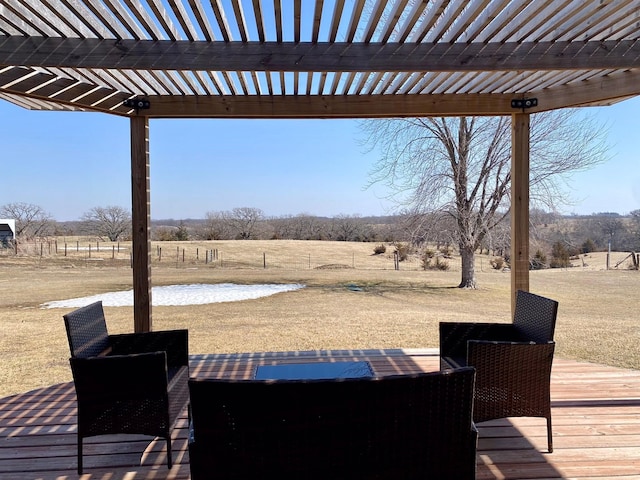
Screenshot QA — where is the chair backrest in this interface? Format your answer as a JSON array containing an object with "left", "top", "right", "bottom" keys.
[
  {"left": 513, "top": 290, "right": 558, "bottom": 343},
  {"left": 63, "top": 301, "right": 110, "bottom": 358},
  {"left": 188, "top": 367, "right": 477, "bottom": 479}
]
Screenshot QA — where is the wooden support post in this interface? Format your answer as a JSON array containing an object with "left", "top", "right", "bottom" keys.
[
  {"left": 511, "top": 113, "right": 530, "bottom": 315},
  {"left": 131, "top": 116, "right": 152, "bottom": 333}
]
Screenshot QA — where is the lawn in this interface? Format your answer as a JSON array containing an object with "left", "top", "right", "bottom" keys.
[{"left": 0, "top": 240, "right": 637, "bottom": 398}]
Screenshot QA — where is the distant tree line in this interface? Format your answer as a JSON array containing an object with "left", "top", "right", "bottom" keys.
[
  {"left": 154, "top": 208, "right": 404, "bottom": 243},
  {"left": 2, "top": 202, "right": 639, "bottom": 269}
]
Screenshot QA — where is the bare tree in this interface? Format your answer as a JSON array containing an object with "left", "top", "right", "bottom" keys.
[
  {"left": 81, "top": 206, "right": 131, "bottom": 241},
  {"left": 0, "top": 202, "right": 53, "bottom": 238},
  {"left": 198, "top": 211, "right": 232, "bottom": 240},
  {"left": 631, "top": 209, "right": 640, "bottom": 250},
  {"left": 268, "top": 215, "right": 296, "bottom": 240},
  {"left": 362, "top": 110, "right": 608, "bottom": 288},
  {"left": 596, "top": 213, "right": 625, "bottom": 251},
  {"left": 292, "top": 214, "right": 326, "bottom": 240},
  {"left": 223, "top": 207, "right": 264, "bottom": 240},
  {"left": 331, "top": 214, "right": 368, "bottom": 241}
]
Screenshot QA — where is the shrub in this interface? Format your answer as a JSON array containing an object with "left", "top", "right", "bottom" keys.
[
  {"left": 154, "top": 225, "right": 189, "bottom": 241},
  {"left": 421, "top": 249, "right": 435, "bottom": 270},
  {"left": 373, "top": 244, "right": 386, "bottom": 255},
  {"left": 174, "top": 224, "right": 189, "bottom": 241},
  {"left": 422, "top": 249, "right": 449, "bottom": 270},
  {"left": 154, "top": 227, "right": 178, "bottom": 241},
  {"left": 490, "top": 257, "right": 505, "bottom": 270},
  {"left": 394, "top": 243, "right": 410, "bottom": 262},
  {"left": 530, "top": 249, "right": 547, "bottom": 270},
  {"left": 581, "top": 238, "right": 597, "bottom": 254},
  {"left": 434, "top": 257, "right": 450, "bottom": 270},
  {"left": 550, "top": 241, "right": 571, "bottom": 268}
]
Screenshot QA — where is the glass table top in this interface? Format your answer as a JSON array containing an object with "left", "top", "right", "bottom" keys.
[{"left": 254, "top": 361, "right": 373, "bottom": 380}]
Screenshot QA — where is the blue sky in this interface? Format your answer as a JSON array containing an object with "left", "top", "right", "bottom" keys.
[{"left": 0, "top": 97, "right": 638, "bottom": 221}]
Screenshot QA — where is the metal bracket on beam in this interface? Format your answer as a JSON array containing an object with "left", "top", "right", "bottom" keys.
[
  {"left": 123, "top": 98, "right": 151, "bottom": 110},
  {"left": 511, "top": 98, "right": 538, "bottom": 111}
]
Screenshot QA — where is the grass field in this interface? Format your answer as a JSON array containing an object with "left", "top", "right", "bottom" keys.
[{"left": 0, "top": 239, "right": 638, "bottom": 398}]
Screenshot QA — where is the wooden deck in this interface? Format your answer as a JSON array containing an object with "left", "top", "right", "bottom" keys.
[{"left": 1, "top": 349, "right": 639, "bottom": 479}]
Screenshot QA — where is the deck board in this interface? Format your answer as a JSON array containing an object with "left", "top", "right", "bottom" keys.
[{"left": 0, "top": 349, "right": 639, "bottom": 479}]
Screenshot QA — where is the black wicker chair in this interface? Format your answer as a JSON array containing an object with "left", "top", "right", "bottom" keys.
[
  {"left": 63, "top": 301, "right": 189, "bottom": 474},
  {"left": 440, "top": 289, "right": 558, "bottom": 452},
  {"left": 188, "top": 367, "right": 477, "bottom": 480}
]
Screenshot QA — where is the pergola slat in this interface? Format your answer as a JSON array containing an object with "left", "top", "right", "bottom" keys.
[
  {"left": 345, "top": 0, "right": 365, "bottom": 42},
  {"left": 328, "top": 0, "right": 345, "bottom": 42},
  {"left": 189, "top": 0, "right": 215, "bottom": 41},
  {"left": 396, "top": 0, "right": 431, "bottom": 43},
  {"left": 230, "top": 0, "right": 250, "bottom": 43},
  {"left": 211, "top": 0, "right": 232, "bottom": 42},
  {"left": 76, "top": 0, "right": 131, "bottom": 39},
  {"left": 100, "top": 0, "right": 147, "bottom": 40},
  {"left": 166, "top": 0, "right": 198, "bottom": 41}
]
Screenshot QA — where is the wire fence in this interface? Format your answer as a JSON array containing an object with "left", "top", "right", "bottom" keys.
[
  {"left": 0, "top": 239, "right": 463, "bottom": 272},
  {"left": 4, "top": 239, "right": 636, "bottom": 272}
]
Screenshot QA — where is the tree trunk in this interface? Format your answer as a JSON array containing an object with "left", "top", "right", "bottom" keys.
[{"left": 459, "top": 245, "right": 477, "bottom": 289}]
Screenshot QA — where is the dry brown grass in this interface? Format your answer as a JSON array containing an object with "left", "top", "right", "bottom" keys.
[{"left": 0, "top": 240, "right": 638, "bottom": 398}]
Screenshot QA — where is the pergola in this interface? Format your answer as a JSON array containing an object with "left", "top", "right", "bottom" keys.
[{"left": 1, "top": 0, "right": 639, "bottom": 332}]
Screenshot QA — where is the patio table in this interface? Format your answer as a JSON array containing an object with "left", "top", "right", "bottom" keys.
[{"left": 253, "top": 360, "right": 373, "bottom": 380}]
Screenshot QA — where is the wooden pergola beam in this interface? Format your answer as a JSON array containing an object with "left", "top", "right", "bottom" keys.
[
  {"left": 510, "top": 113, "right": 530, "bottom": 313},
  {"left": 143, "top": 93, "right": 517, "bottom": 118},
  {"left": 130, "top": 116, "right": 152, "bottom": 333},
  {"left": 3, "top": 66, "right": 639, "bottom": 119},
  {"left": 2, "top": 37, "right": 639, "bottom": 72}
]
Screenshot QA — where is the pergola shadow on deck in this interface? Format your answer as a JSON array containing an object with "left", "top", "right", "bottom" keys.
[{"left": 1, "top": 349, "right": 639, "bottom": 480}]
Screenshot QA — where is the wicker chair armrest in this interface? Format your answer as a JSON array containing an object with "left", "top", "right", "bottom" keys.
[
  {"left": 70, "top": 351, "right": 169, "bottom": 401},
  {"left": 439, "top": 322, "right": 519, "bottom": 359},
  {"left": 467, "top": 340, "right": 555, "bottom": 373},
  {"left": 110, "top": 329, "right": 188, "bottom": 369}
]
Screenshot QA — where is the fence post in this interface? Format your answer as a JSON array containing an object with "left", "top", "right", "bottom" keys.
[
  {"left": 112, "top": 245, "right": 115, "bottom": 259},
  {"left": 88, "top": 244, "right": 91, "bottom": 258},
  {"left": 64, "top": 243, "right": 67, "bottom": 257},
  {"left": 263, "top": 252, "right": 266, "bottom": 269}
]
